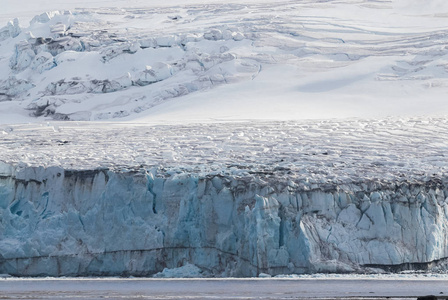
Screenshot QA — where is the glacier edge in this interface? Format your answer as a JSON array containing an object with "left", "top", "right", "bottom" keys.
[{"left": 1, "top": 164, "right": 448, "bottom": 276}]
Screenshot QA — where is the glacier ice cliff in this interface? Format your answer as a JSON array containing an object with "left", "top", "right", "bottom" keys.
[{"left": 1, "top": 163, "right": 448, "bottom": 277}]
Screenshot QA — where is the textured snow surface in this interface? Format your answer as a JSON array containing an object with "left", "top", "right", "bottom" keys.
[
  {"left": 1, "top": 118, "right": 448, "bottom": 277},
  {"left": 1, "top": 0, "right": 448, "bottom": 122},
  {"left": 1, "top": 117, "right": 448, "bottom": 184}
]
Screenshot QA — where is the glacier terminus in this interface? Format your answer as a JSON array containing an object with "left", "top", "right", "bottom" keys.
[
  {"left": 1, "top": 119, "right": 448, "bottom": 277},
  {"left": 2, "top": 0, "right": 448, "bottom": 279}
]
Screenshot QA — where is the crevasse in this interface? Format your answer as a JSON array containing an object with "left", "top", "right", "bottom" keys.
[{"left": 1, "top": 164, "right": 448, "bottom": 276}]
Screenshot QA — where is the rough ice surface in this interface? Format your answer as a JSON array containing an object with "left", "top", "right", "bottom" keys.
[
  {"left": 1, "top": 118, "right": 448, "bottom": 277},
  {"left": 0, "top": 6, "right": 259, "bottom": 121}
]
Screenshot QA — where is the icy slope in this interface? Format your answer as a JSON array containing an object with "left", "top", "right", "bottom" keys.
[
  {"left": 1, "top": 118, "right": 448, "bottom": 276},
  {"left": 1, "top": 1, "right": 448, "bottom": 123}
]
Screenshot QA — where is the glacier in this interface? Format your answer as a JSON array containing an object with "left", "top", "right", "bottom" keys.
[
  {"left": 1, "top": 162, "right": 448, "bottom": 277},
  {"left": 1, "top": 118, "right": 448, "bottom": 277},
  {"left": 2, "top": 0, "right": 448, "bottom": 278}
]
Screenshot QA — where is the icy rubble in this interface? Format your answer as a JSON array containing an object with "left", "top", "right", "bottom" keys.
[
  {"left": 153, "top": 263, "right": 203, "bottom": 278},
  {"left": 0, "top": 77, "right": 34, "bottom": 101},
  {"left": 1, "top": 118, "right": 448, "bottom": 276},
  {"left": 0, "top": 18, "right": 21, "bottom": 41}
]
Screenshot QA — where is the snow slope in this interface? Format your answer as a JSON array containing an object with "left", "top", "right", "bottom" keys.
[{"left": 1, "top": 0, "right": 448, "bottom": 123}]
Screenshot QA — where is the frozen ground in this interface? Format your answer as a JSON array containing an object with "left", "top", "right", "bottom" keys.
[
  {"left": 1, "top": 277, "right": 448, "bottom": 300},
  {"left": 1, "top": 0, "right": 448, "bottom": 123}
]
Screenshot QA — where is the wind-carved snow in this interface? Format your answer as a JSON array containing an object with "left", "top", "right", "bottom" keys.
[
  {"left": 1, "top": 118, "right": 448, "bottom": 276},
  {"left": 1, "top": 1, "right": 448, "bottom": 121}
]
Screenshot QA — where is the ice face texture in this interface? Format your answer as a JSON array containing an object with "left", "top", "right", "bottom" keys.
[{"left": 1, "top": 164, "right": 448, "bottom": 277}]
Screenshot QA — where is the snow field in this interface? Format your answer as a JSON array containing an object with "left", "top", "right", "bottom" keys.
[
  {"left": 1, "top": 117, "right": 448, "bottom": 186},
  {"left": 1, "top": 1, "right": 448, "bottom": 123}
]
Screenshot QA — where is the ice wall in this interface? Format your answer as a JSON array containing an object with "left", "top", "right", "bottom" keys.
[{"left": 1, "top": 163, "right": 448, "bottom": 276}]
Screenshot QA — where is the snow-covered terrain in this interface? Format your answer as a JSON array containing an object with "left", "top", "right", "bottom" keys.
[
  {"left": 2, "top": 0, "right": 448, "bottom": 277},
  {"left": 1, "top": 0, "right": 448, "bottom": 123}
]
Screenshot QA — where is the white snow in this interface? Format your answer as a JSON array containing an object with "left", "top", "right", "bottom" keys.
[
  {"left": 1, "top": 0, "right": 448, "bottom": 123},
  {"left": 1, "top": 117, "right": 447, "bottom": 184}
]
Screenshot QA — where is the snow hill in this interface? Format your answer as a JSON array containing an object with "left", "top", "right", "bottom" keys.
[
  {"left": 1, "top": 0, "right": 448, "bottom": 277},
  {"left": 1, "top": 0, "right": 448, "bottom": 123}
]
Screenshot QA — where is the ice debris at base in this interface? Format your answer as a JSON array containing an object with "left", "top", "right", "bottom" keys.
[
  {"left": 1, "top": 118, "right": 448, "bottom": 277},
  {"left": 153, "top": 264, "right": 203, "bottom": 278},
  {"left": 272, "top": 272, "right": 448, "bottom": 280}
]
